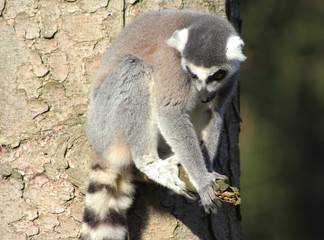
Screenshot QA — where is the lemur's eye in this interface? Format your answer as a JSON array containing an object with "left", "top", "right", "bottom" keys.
[
  {"left": 212, "top": 70, "right": 227, "bottom": 80},
  {"left": 189, "top": 72, "right": 198, "bottom": 79},
  {"left": 186, "top": 66, "right": 198, "bottom": 79}
]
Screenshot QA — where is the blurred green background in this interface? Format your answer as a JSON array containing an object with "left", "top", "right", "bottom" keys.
[{"left": 239, "top": 0, "right": 324, "bottom": 239}]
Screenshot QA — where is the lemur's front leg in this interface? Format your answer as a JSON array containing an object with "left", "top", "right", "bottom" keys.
[
  {"left": 200, "top": 80, "right": 238, "bottom": 172},
  {"left": 156, "top": 106, "right": 227, "bottom": 213},
  {"left": 200, "top": 109, "right": 225, "bottom": 172}
]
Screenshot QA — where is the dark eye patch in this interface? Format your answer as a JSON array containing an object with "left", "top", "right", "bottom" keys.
[
  {"left": 186, "top": 66, "right": 198, "bottom": 79},
  {"left": 208, "top": 69, "right": 227, "bottom": 82}
]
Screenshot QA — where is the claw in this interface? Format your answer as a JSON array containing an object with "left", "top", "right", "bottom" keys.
[
  {"left": 207, "top": 205, "right": 217, "bottom": 214},
  {"left": 212, "top": 172, "right": 228, "bottom": 181},
  {"left": 183, "top": 189, "right": 198, "bottom": 200},
  {"left": 212, "top": 181, "right": 220, "bottom": 191},
  {"left": 199, "top": 198, "right": 220, "bottom": 214},
  {"left": 214, "top": 198, "right": 222, "bottom": 207}
]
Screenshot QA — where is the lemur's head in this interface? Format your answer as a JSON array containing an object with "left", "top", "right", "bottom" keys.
[{"left": 167, "top": 15, "right": 246, "bottom": 103}]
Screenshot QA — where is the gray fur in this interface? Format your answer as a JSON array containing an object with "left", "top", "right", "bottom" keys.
[
  {"left": 184, "top": 15, "right": 237, "bottom": 67},
  {"left": 88, "top": 56, "right": 152, "bottom": 158},
  {"left": 85, "top": 10, "right": 246, "bottom": 238}
]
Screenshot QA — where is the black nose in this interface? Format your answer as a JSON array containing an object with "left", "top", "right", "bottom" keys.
[
  {"left": 199, "top": 95, "right": 210, "bottom": 103},
  {"left": 198, "top": 90, "right": 215, "bottom": 103}
]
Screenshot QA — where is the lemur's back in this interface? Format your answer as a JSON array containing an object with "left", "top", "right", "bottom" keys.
[
  {"left": 90, "top": 10, "right": 214, "bottom": 100},
  {"left": 102, "top": 10, "right": 198, "bottom": 65}
]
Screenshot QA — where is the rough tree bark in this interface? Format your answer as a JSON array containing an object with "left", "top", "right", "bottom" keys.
[{"left": 0, "top": 0, "right": 242, "bottom": 239}]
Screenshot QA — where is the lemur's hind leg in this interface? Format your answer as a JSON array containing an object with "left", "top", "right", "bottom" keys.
[{"left": 133, "top": 154, "right": 193, "bottom": 198}]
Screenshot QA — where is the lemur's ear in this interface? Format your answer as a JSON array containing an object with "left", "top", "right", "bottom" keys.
[
  {"left": 226, "top": 36, "right": 247, "bottom": 62},
  {"left": 167, "top": 28, "right": 189, "bottom": 53}
]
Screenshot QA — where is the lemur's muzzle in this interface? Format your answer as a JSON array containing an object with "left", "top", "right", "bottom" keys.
[{"left": 198, "top": 89, "right": 216, "bottom": 103}]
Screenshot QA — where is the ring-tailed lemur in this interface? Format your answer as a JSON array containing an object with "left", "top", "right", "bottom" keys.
[{"left": 82, "top": 9, "right": 246, "bottom": 240}]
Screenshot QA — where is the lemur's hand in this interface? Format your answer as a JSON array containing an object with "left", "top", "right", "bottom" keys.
[{"left": 197, "top": 172, "right": 228, "bottom": 214}]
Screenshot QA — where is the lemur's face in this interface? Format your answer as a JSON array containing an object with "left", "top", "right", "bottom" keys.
[
  {"left": 181, "top": 58, "right": 240, "bottom": 103},
  {"left": 181, "top": 34, "right": 246, "bottom": 103},
  {"left": 167, "top": 25, "right": 246, "bottom": 103}
]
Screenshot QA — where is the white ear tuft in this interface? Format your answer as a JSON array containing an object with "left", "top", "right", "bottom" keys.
[
  {"left": 167, "top": 28, "right": 189, "bottom": 53},
  {"left": 226, "top": 36, "right": 247, "bottom": 62}
]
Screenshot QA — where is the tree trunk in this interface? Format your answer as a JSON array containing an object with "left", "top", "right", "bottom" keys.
[{"left": 0, "top": 0, "right": 242, "bottom": 239}]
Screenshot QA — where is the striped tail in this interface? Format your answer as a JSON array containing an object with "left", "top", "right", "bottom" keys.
[{"left": 81, "top": 162, "right": 135, "bottom": 240}]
